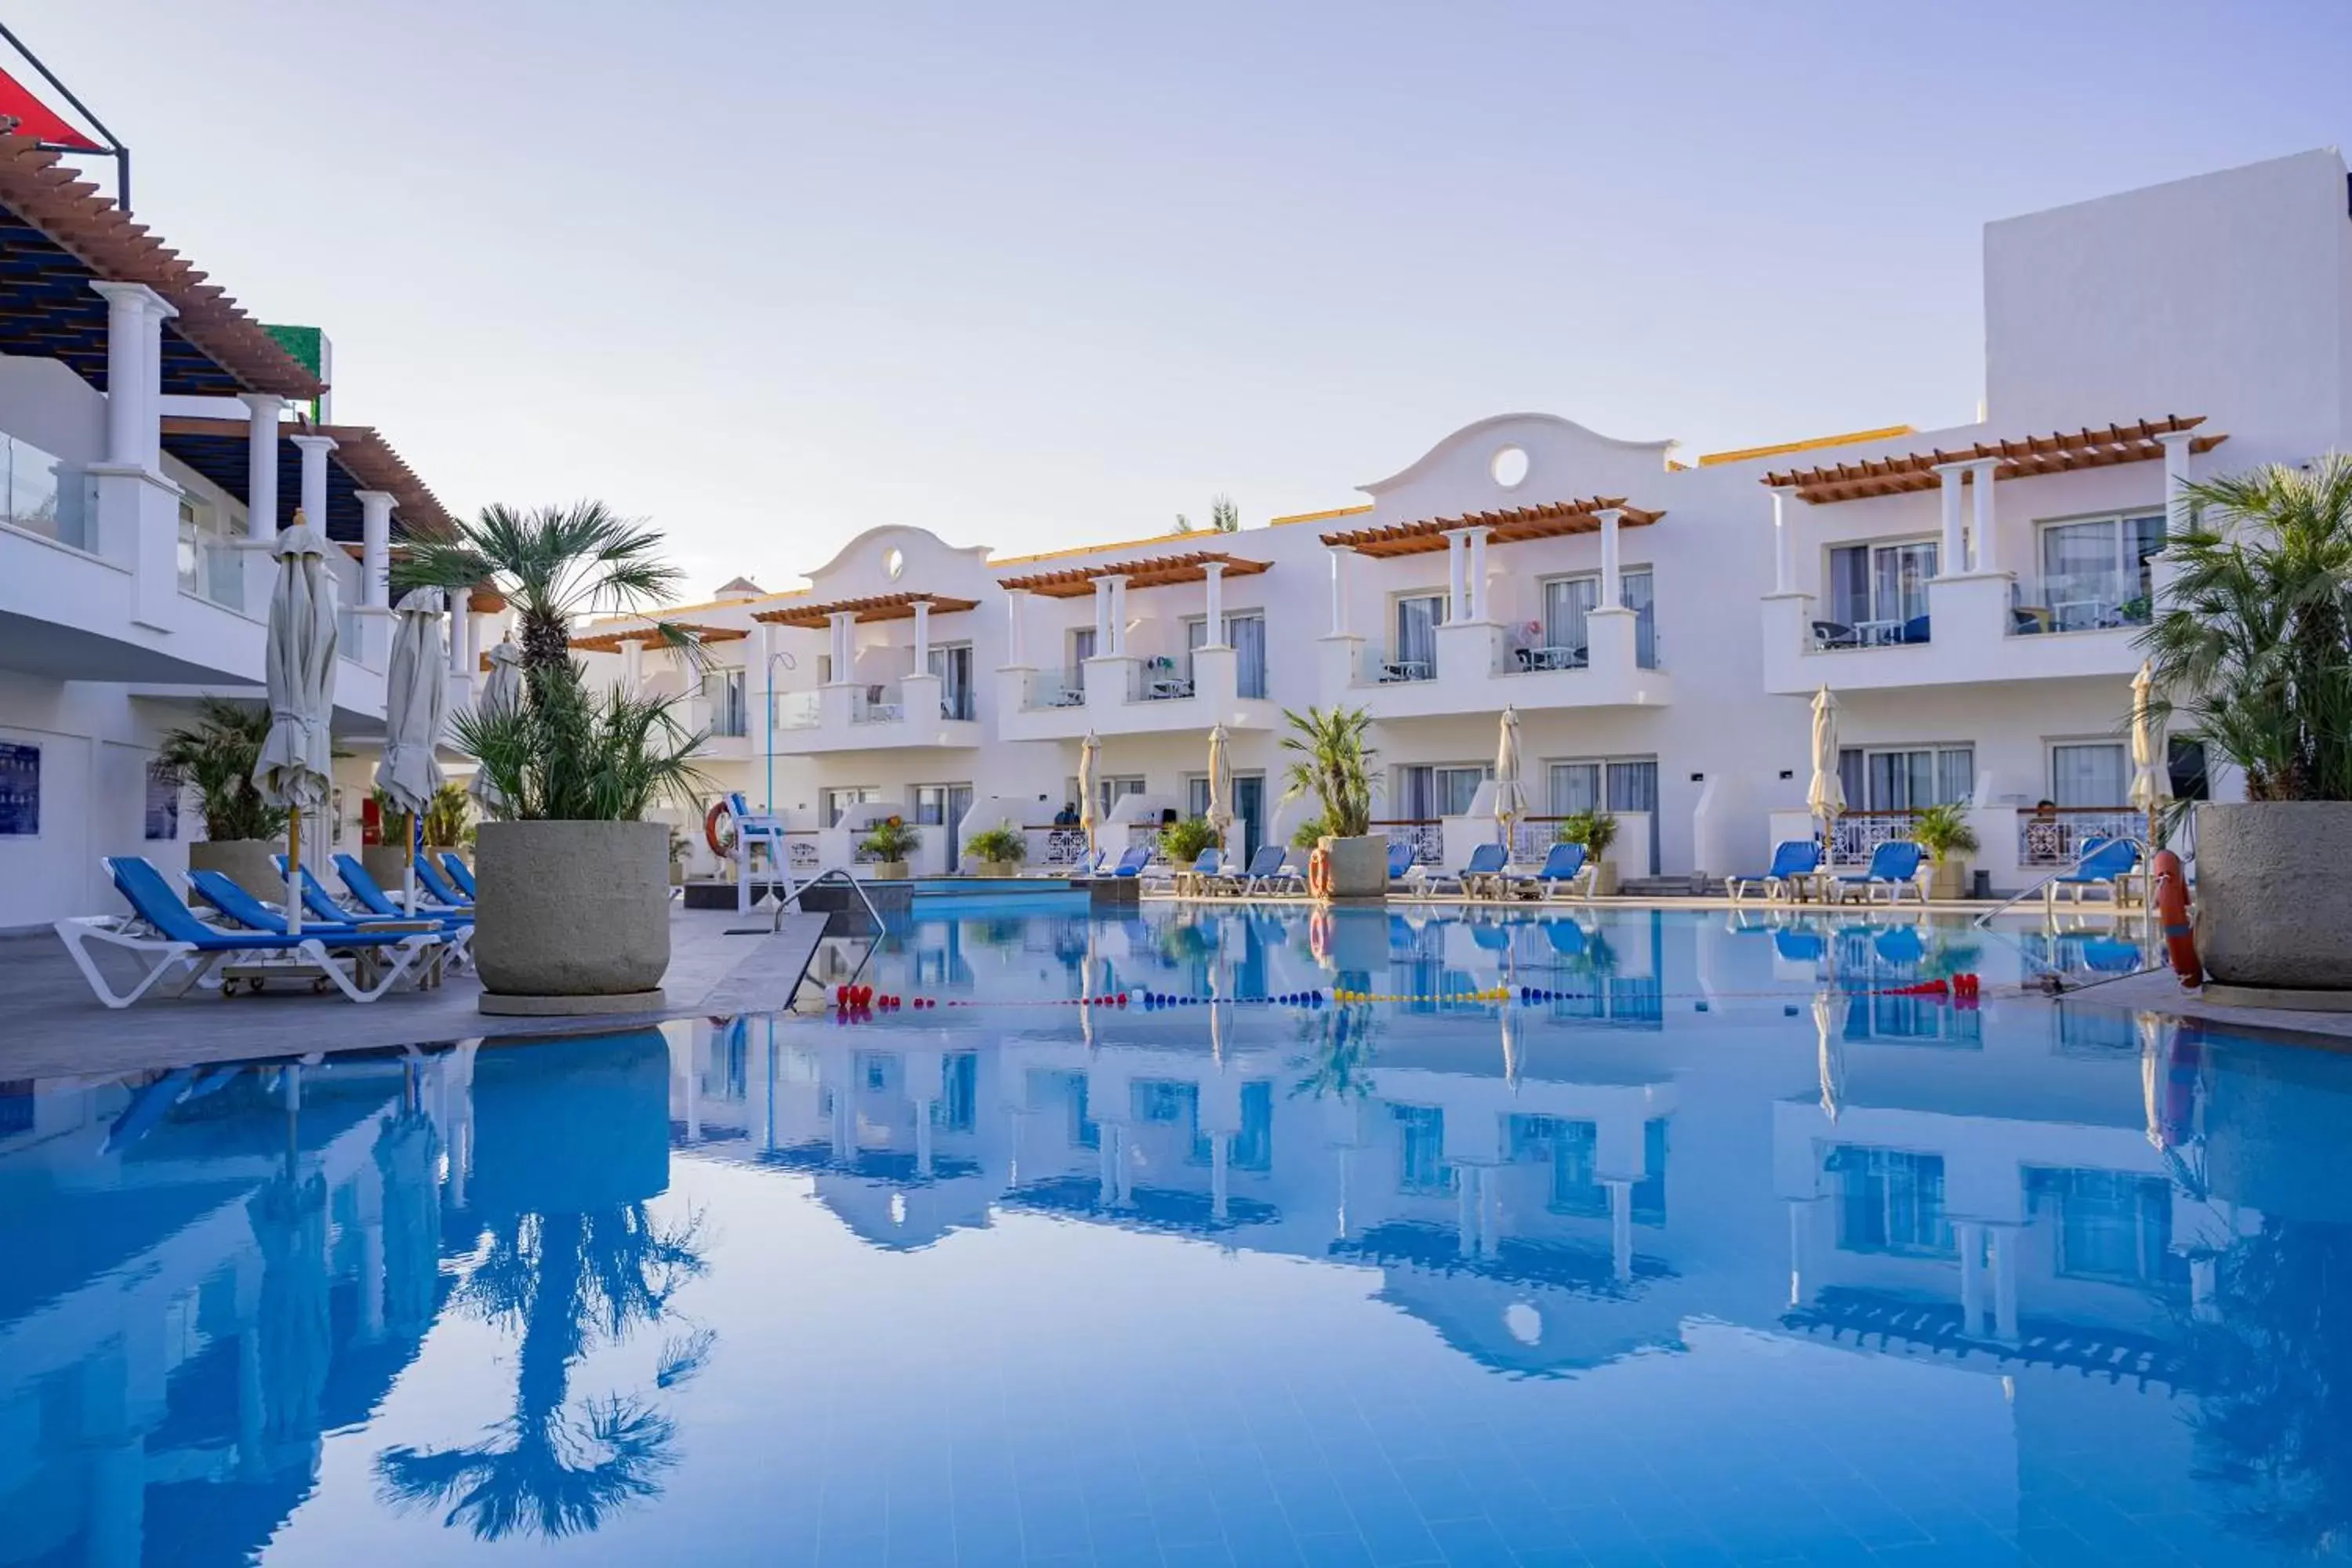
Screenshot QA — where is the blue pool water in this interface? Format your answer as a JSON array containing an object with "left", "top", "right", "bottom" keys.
[{"left": 7, "top": 902, "right": 2351, "bottom": 1566}]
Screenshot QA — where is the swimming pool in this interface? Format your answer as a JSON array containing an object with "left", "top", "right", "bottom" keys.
[{"left": 5, "top": 902, "right": 2347, "bottom": 1565}]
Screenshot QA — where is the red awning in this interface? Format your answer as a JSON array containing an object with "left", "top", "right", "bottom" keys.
[{"left": 0, "top": 67, "right": 100, "bottom": 151}]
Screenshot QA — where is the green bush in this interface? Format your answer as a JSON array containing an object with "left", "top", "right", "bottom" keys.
[
  {"left": 860, "top": 815, "right": 922, "bottom": 862},
  {"left": 966, "top": 822, "right": 1027, "bottom": 865},
  {"left": 158, "top": 699, "right": 289, "bottom": 843},
  {"left": 1290, "top": 813, "right": 1330, "bottom": 851},
  {"left": 451, "top": 659, "right": 710, "bottom": 822},
  {"left": 1160, "top": 815, "right": 1223, "bottom": 862},
  {"left": 1911, "top": 801, "right": 1979, "bottom": 865},
  {"left": 1555, "top": 810, "right": 1619, "bottom": 856}
]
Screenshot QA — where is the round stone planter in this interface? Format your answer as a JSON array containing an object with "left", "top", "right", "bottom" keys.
[
  {"left": 2195, "top": 801, "right": 2352, "bottom": 994},
  {"left": 869, "top": 859, "right": 909, "bottom": 880},
  {"left": 361, "top": 845, "right": 411, "bottom": 891},
  {"left": 188, "top": 840, "right": 285, "bottom": 906},
  {"left": 975, "top": 860, "right": 1019, "bottom": 878},
  {"left": 1320, "top": 835, "right": 1390, "bottom": 899},
  {"left": 473, "top": 819, "right": 671, "bottom": 1014}
]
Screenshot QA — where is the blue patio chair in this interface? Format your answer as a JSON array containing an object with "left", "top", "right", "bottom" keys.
[
  {"left": 1773, "top": 927, "right": 1826, "bottom": 964},
  {"left": 439, "top": 851, "right": 478, "bottom": 898},
  {"left": 1872, "top": 924, "right": 1926, "bottom": 966},
  {"left": 2045, "top": 837, "right": 2141, "bottom": 911},
  {"left": 411, "top": 853, "right": 474, "bottom": 912},
  {"left": 328, "top": 855, "right": 475, "bottom": 928},
  {"left": 1835, "top": 841, "right": 1926, "bottom": 905},
  {"left": 187, "top": 868, "right": 369, "bottom": 938},
  {"left": 54, "top": 857, "right": 442, "bottom": 1008},
  {"left": 1500, "top": 842, "right": 1595, "bottom": 902},
  {"left": 1726, "top": 840, "right": 1821, "bottom": 902},
  {"left": 1185, "top": 848, "right": 1236, "bottom": 896},
  {"left": 1240, "top": 844, "right": 1303, "bottom": 896},
  {"left": 1897, "top": 614, "right": 1931, "bottom": 645},
  {"left": 1109, "top": 845, "right": 1151, "bottom": 877},
  {"left": 1385, "top": 839, "right": 1417, "bottom": 880},
  {"left": 1424, "top": 842, "right": 1509, "bottom": 898}
]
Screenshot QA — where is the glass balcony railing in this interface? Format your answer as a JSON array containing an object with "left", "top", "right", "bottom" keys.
[
  {"left": 770, "top": 691, "right": 820, "bottom": 731},
  {"left": 2009, "top": 572, "right": 2153, "bottom": 636},
  {"left": 0, "top": 433, "right": 93, "bottom": 553}
]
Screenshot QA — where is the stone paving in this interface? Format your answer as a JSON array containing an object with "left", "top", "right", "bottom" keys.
[{"left": 0, "top": 907, "right": 829, "bottom": 1080}]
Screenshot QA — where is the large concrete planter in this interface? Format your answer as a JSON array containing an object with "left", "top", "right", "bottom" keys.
[
  {"left": 2196, "top": 802, "right": 2352, "bottom": 993},
  {"left": 1321, "top": 834, "right": 1389, "bottom": 899},
  {"left": 362, "top": 845, "right": 410, "bottom": 890},
  {"left": 188, "top": 840, "right": 284, "bottom": 906},
  {"left": 1926, "top": 858, "right": 1969, "bottom": 901},
  {"left": 473, "top": 819, "right": 670, "bottom": 1014},
  {"left": 975, "top": 860, "right": 1019, "bottom": 879},
  {"left": 1588, "top": 860, "right": 1621, "bottom": 897}
]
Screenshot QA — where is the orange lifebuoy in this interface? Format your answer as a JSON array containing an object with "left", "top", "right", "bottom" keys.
[
  {"left": 2152, "top": 849, "right": 2201, "bottom": 989},
  {"left": 1307, "top": 846, "right": 1334, "bottom": 901},
  {"left": 704, "top": 800, "right": 735, "bottom": 859}
]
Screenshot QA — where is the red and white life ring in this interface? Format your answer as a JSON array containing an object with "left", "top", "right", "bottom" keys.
[
  {"left": 2151, "top": 849, "right": 2201, "bottom": 989},
  {"left": 704, "top": 799, "right": 736, "bottom": 859},
  {"left": 1307, "top": 846, "right": 1334, "bottom": 901}
]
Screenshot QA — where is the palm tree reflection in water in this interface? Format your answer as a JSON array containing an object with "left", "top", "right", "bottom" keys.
[{"left": 375, "top": 1031, "right": 710, "bottom": 1542}]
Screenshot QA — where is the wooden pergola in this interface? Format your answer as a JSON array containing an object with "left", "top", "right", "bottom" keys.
[
  {"left": 996, "top": 550, "right": 1271, "bottom": 597},
  {"left": 751, "top": 592, "right": 981, "bottom": 627},
  {"left": 568, "top": 622, "right": 749, "bottom": 654},
  {"left": 1762, "top": 416, "right": 2227, "bottom": 504},
  {"left": 1319, "top": 497, "right": 1663, "bottom": 557}
]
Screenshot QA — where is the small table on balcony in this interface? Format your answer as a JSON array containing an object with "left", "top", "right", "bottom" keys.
[
  {"left": 1853, "top": 619, "right": 1904, "bottom": 647},
  {"left": 1515, "top": 645, "right": 1584, "bottom": 672},
  {"left": 1146, "top": 677, "right": 1194, "bottom": 700},
  {"left": 1378, "top": 659, "right": 1432, "bottom": 683}
]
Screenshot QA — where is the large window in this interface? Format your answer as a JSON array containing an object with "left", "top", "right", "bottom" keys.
[
  {"left": 1393, "top": 593, "right": 1446, "bottom": 669},
  {"left": 704, "top": 667, "right": 748, "bottom": 736},
  {"left": 1827, "top": 540, "right": 1936, "bottom": 630},
  {"left": 820, "top": 786, "right": 880, "bottom": 827},
  {"left": 2029, "top": 1167, "right": 2180, "bottom": 1288},
  {"left": 1535, "top": 569, "right": 1656, "bottom": 669},
  {"left": 2034, "top": 512, "right": 2166, "bottom": 627},
  {"left": 1836, "top": 746, "right": 1973, "bottom": 811},
  {"left": 1184, "top": 613, "right": 1267, "bottom": 699},
  {"left": 927, "top": 643, "right": 975, "bottom": 720},
  {"left": 1390, "top": 1104, "right": 1456, "bottom": 1196},
  {"left": 1547, "top": 757, "right": 1661, "bottom": 873},
  {"left": 2051, "top": 742, "right": 2128, "bottom": 808},
  {"left": 1832, "top": 1147, "right": 1954, "bottom": 1258},
  {"left": 1395, "top": 763, "right": 1488, "bottom": 818},
  {"left": 1095, "top": 774, "right": 1145, "bottom": 821}
]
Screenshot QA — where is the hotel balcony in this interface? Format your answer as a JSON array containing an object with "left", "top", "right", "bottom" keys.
[
  {"left": 1755, "top": 416, "right": 2220, "bottom": 696},
  {"left": 1318, "top": 608, "right": 1671, "bottom": 720},
  {"left": 996, "top": 644, "right": 1276, "bottom": 741},
  {"left": 752, "top": 591, "right": 984, "bottom": 753},
  {"left": 768, "top": 674, "right": 983, "bottom": 753}
]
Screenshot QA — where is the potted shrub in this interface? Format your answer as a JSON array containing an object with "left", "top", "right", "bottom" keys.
[
  {"left": 157, "top": 699, "right": 289, "bottom": 903},
  {"left": 1158, "top": 814, "right": 1222, "bottom": 866},
  {"left": 2147, "top": 456, "right": 2352, "bottom": 993},
  {"left": 859, "top": 816, "right": 920, "bottom": 880},
  {"left": 423, "top": 782, "right": 473, "bottom": 857},
  {"left": 966, "top": 821, "right": 1026, "bottom": 877},
  {"left": 1911, "top": 802, "right": 1979, "bottom": 900},
  {"left": 363, "top": 786, "right": 413, "bottom": 890},
  {"left": 408, "top": 501, "right": 704, "bottom": 1014},
  {"left": 667, "top": 826, "right": 690, "bottom": 887},
  {"left": 1557, "top": 809, "right": 1621, "bottom": 896},
  {"left": 1280, "top": 705, "right": 1385, "bottom": 898}
]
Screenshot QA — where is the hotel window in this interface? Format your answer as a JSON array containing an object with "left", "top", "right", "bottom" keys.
[
  {"left": 927, "top": 642, "right": 976, "bottom": 720},
  {"left": 1390, "top": 1104, "right": 1457, "bottom": 1196},
  {"left": 1185, "top": 614, "right": 1266, "bottom": 699},
  {"left": 1395, "top": 764, "right": 1489, "bottom": 819},
  {"left": 1095, "top": 774, "right": 1145, "bottom": 822},
  {"left": 1069, "top": 626, "right": 1096, "bottom": 676},
  {"left": 1831, "top": 1147, "right": 1954, "bottom": 1258},
  {"left": 1826, "top": 540, "right": 1936, "bottom": 629},
  {"left": 703, "top": 667, "right": 748, "bottom": 736},
  {"left": 820, "top": 786, "right": 880, "bottom": 827},
  {"left": 2051, "top": 742, "right": 2129, "bottom": 808},
  {"left": 1537, "top": 570, "right": 1655, "bottom": 668},
  {"left": 1393, "top": 593, "right": 1446, "bottom": 668},
  {"left": 1548, "top": 757, "right": 1661, "bottom": 873},
  {"left": 1836, "top": 746, "right": 1973, "bottom": 811},
  {"left": 2028, "top": 1167, "right": 2180, "bottom": 1288},
  {"left": 2037, "top": 513, "right": 2166, "bottom": 623},
  {"left": 176, "top": 495, "right": 245, "bottom": 612}
]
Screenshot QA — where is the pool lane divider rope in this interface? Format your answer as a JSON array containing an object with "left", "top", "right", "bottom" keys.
[{"left": 829, "top": 974, "right": 1987, "bottom": 1021}]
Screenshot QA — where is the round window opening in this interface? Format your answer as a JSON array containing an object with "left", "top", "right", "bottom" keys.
[
  {"left": 884, "top": 547, "right": 906, "bottom": 581},
  {"left": 1490, "top": 445, "right": 1530, "bottom": 488}
]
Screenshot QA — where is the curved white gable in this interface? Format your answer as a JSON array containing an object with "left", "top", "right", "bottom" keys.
[
  {"left": 1357, "top": 412, "right": 1679, "bottom": 525},
  {"left": 804, "top": 524, "right": 994, "bottom": 599}
]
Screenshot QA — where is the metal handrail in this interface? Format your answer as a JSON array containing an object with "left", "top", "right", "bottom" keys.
[
  {"left": 1969, "top": 835, "right": 2158, "bottom": 985},
  {"left": 768, "top": 864, "right": 884, "bottom": 936}
]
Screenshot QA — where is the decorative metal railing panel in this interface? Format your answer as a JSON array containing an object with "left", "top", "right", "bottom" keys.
[{"left": 2016, "top": 808, "right": 2141, "bottom": 865}]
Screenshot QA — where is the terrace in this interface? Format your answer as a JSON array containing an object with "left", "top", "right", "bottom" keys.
[{"left": 753, "top": 591, "right": 984, "bottom": 753}]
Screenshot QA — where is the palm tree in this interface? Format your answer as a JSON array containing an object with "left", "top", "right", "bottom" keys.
[
  {"left": 397, "top": 502, "right": 689, "bottom": 701},
  {"left": 156, "top": 698, "right": 290, "bottom": 841},
  {"left": 1210, "top": 493, "right": 1240, "bottom": 533},
  {"left": 2143, "top": 457, "right": 2352, "bottom": 801},
  {"left": 1279, "top": 705, "right": 1377, "bottom": 837}
]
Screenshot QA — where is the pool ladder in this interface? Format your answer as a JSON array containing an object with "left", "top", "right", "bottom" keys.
[{"left": 1969, "top": 836, "right": 2162, "bottom": 991}]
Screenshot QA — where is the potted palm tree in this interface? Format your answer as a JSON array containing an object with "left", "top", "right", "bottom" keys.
[
  {"left": 1556, "top": 809, "right": 1621, "bottom": 896},
  {"left": 404, "top": 503, "right": 706, "bottom": 1013},
  {"left": 158, "top": 699, "right": 289, "bottom": 902},
  {"left": 965, "top": 821, "right": 1026, "bottom": 877},
  {"left": 2146, "top": 456, "right": 2352, "bottom": 992},
  {"left": 1280, "top": 705, "right": 1385, "bottom": 897},
  {"left": 1158, "top": 815, "right": 1222, "bottom": 866},
  {"left": 1910, "top": 802, "right": 1979, "bottom": 901},
  {"left": 365, "top": 786, "right": 415, "bottom": 890},
  {"left": 858, "top": 816, "right": 920, "bottom": 880}
]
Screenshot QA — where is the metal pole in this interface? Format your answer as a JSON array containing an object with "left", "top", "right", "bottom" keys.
[{"left": 0, "top": 22, "right": 130, "bottom": 208}]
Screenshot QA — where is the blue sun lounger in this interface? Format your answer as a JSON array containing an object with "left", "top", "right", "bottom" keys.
[
  {"left": 187, "top": 869, "right": 454, "bottom": 987},
  {"left": 333, "top": 854, "right": 474, "bottom": 922},
  {"left": 55, "top": 857, "right": 442, "bottom": 1008},
  {"left": 1499, "top": 842, "right": 1595, "bottom": 901},
  {"left": 2045, "top": 837, "right": 2141, "bottom": 911},
  {"left": 410, "top": 853, "right": 475, "bottom": 912},
  {"left": 1727, "top": 840, "right": 1821, "bottom": 902},
  {"left": 438, "top": 851, "right": 477, "bottom": 898},
  {"left": 1834, "top": 841, "right": 1926, "bottom": 905}
]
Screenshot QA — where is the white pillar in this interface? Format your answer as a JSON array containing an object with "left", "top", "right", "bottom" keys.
[
  {"left": 1092, "top": 578, "right": 1112, "bottom": 654},
  {"left": 241, "top": 393, "right": 282, "bottom": 540},
  {"left": 1201, "top": 561, "right": 1225, "bottom": 643},
  {"left": 2156, "top": 429, "right": 2196, "bottom": 535},
  {"left": 1465, "top": 527, "right": 1490, "bottom": 620},
  {"left": 1935, "top": 462, "right": 1966, "bottom": 575},
  {"left": 92, "top": 281, "right": 171, "bottom": 470},
  {"left": 1990, "top": 1225, "right": 2020, "bottom": 1343},
  {"left": 1769, "top": 487, "right": 1796, "bottom": 594},
  {"left": 1444, "top": 531, "right": 1467, "bottom": 621},
  {"left": 1787, "top": 1199, "right": 1810, "bottom": 1307},
  {"left": 1108, "top": 575, "right": 1129, "bottom": 655},
  {"left": 449, "top": 597, "right": 474, "bottom": 681},
  {"left": 1608, "top": 1178, "right": 1634, "bottom": 1283},
  {"left": 1005, "top": 587, "right": 1028, "bottom": 666},
  {"left": 1327, "top": 546, "right": 1349, "bottom": 636},
  {"left": 620, "top": 637, "right": 644, "bottom": 697},
  {"left": 1966, "top": 458, "right": 2001, "bottom": 573},
  {"left": 1596, "top": 508, "right": 1623, "bottom": 608},
  {"left": 466, "top": 609, "right": 488, "bottom": 678},
  {"left": 354, "top": 490, "right": 394, "bottom": 609},
  {"left": 290, "top": 434, "right": 336, "bottom": 532},
  {"left": 912, "top": 599, "right": 932, "bottom": 671},
  {"left": 1958, "top": 1220, "right": 1987, "bottom": 1331}
]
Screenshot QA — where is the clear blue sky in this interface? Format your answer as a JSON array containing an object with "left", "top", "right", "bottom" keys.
[{"left": 24, "top": 1, "right": 2352, "bottom": 594}]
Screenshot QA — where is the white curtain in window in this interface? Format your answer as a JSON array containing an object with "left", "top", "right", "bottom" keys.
[
  {"left": 1542, "top": 577, "right": 1598, "bottom": 654},
  {"left": 2052, "top": 742, "right": 2128, "bottom": 807},
  {"left": 1396, "top": 595, "right": 1444, "bottom": 664}
]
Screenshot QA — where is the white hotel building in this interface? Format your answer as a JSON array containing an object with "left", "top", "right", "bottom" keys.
[
  {"left": 7, "top": 144, "right": 2352, "bottom": 927},
  {"left": 581, "top": 150, "right": 2348, "bottom": 895}
]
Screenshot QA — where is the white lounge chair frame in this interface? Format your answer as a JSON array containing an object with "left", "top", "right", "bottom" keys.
[{"left": 55, "top": 914, "right": 440, "bottom": 1009}]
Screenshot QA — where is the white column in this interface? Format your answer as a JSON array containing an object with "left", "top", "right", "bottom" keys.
[
  {"left": 1935, "top": 462, "right": 1966, "bottom": 575},
  {"left": 1966, "top": 458, "right": 2001, "bottom": 573},
  {"left": 1108, "top": 575, "right": 1129, "bottom": 655},
  {"left": 1990, "top": 1225, "right": 2020, "bottom": 1342},
  {"left": 1005, "top": 587, "right": 1027, "bottom": 666},
  {"left": 828, "top": 611, "right": 856, "bottom": 680},
  {"left": 1596, "top": 508, "right": 1623, "bottom": 608},
  {"left": 1201, "top": 561, "right": 1225, "bottom": 643},
  {"left": 1327, "top": 546, "right": 1349, "bottom": 636},
  {"left": 620, "top": 637, "right": 644, "bottom": 697},
  {"left": 290, "top": 434, "right": 336, "bottom": 531},
  {"left": 912, "top": 599, "right": 932, "bottom": 671},
  {"left": 1607, "top": 1178, "right": 1634, "bottom": 1283},
  {"left": 1769, "top": 487, "right": 1796, "bottom": 593},
  {"left": 241, "top": 393, "right": 282, "bottom": 540},
  {"left": 1958, "top": 1221, "right": 1987, "bottom": 1331},
  {"left": 354, "top": 490, "right": 394, "bottom": 609},
  {"left": 449, "top": 600, "right": 472, "bottom": 681},
  {"left": 466, "top": 608, "right": 488, "bottom": 677},
  {"left": 2156, "top": 429, "right": 2196, "bottom": 533},
  {"left": 1444, "top": 531, "right": 1468, "bottom": 621},
  {"left": 1465, "top": 526, "right": 1490, "bottom": 619},
  {"left": 1092, "top": 577, "right": 1112, "bottom": 653},
  {"left": 92, "top": 281, "right": 171, "bottom": 470}
]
